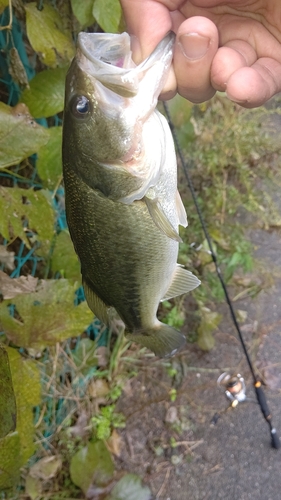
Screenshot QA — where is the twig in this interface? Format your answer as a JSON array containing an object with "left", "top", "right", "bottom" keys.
[
  {"left": 0, "top": 0, "right": 12, "bottom": 31},
  {"left": 156, "top": 466, "right": 171, "bottom": 498},
  {"left": 220, "top": 169, "right": 228, "bottom": 225},
  {"left": 203, "top": 463, "right": 224, "bottom": 475},
  {"left": 125, "top": 432, "right": 135, "bottom": 459}
]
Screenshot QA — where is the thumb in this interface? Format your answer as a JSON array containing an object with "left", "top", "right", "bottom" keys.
[{"left": 120, "top": 0, "right": 173, "bottom": 62}]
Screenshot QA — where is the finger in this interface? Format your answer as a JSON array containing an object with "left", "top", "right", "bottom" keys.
[
  {"left": 173, "top": 16, "right": 219, "bottom": 103},
  {"left": 225, "top": 58, "right": 281, "bottom": 108},
  {"left": 159, "top": 67, "right": 177, "bottom": 101},
  {"left": 120, "top": 0, "right": 172, "bottom": 63},
  {"left": 211, "top": 41, "right": 258, "bottom": 91}
]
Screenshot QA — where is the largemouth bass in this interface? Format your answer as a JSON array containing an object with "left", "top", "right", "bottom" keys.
[{"left": 62, "top": 31, "right": 200, "bottom": 357}]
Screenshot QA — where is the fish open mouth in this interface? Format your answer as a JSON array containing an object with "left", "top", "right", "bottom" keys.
[
  {"left": 78, "top": 32, "right": 135, "bottom": 70},
  {"left": 77, "top": 31, "right": 175, "bottom": 98},
  {"left": 100, "top": 56, "right": 125, "bottom": 68}
]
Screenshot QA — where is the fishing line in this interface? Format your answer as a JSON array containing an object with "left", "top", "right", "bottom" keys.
[{"left": 163, "top": 101, "right": 280, "bottom": 450}]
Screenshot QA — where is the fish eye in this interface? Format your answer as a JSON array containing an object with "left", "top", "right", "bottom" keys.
[{"left": 71, "top": 95, "right": 91, "bottom": 118}]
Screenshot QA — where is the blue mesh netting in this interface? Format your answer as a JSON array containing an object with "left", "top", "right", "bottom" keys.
[{"left": 0, "top": 7, "right": 108, "bottom": 440}]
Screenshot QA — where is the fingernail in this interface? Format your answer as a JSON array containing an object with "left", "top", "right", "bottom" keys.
[{"left": 179, "top": 33, "right": 210, "bottom": 60}]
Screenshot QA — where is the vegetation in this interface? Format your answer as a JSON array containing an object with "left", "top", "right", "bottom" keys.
[{"left": 0, "top": 0, "right": 281, "bottom": 498}]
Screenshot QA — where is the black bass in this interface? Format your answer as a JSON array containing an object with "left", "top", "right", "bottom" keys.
[{"left": 62, "top": 31, "right": 200, "bottom": 357}]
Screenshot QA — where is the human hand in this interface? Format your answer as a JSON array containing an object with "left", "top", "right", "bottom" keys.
[{"left": 120, "top": 0, "right": 281, "bottom": 108}]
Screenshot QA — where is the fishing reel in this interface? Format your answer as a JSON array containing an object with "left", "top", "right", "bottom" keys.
[
  {"left": 217, "top": 372, "right": 247, "bottom": 407},
  {"left": 214, "top": 372, "right": 280, "bottom": 449},
  {"left": 211, "top": 372, "right": 248, "bottom": 426}
]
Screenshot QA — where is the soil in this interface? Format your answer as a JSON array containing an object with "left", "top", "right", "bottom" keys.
[{"left": 115, "top": 112, "right": 281, "bottom": 500}]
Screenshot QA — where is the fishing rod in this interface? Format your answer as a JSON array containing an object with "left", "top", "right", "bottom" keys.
[{"left": 163, "top": 101, "right": 280, "bottom": 450}]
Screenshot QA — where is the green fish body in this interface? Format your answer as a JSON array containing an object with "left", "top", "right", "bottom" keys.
[{"left": 62, "top": 32, "right": 200, "bottom": 357}]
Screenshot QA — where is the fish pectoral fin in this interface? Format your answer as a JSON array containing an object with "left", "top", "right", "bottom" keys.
[
  {"left": 144, "top": 196, "right": 182, "bottom": 242},
  {"left": 161, "top": 265, "right": 201, "bottom": 301},
  {"left": 125, "top": 323, "right": 185, "bottom": 357},
  {"left": 176, "top": 190, "right": 188, "bottom": 228},
  {"left": 83, "top": 279, "right": 117, "bottom": 326}
]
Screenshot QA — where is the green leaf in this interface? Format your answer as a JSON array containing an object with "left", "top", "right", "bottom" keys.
[
  {"left": 0, "top": 345, "right": 16, "bottom": 438},
  {"left": 70, "top": 0, "right": 95, "bottom": 27},
  {"left": 227, "top": 251, "right": 243, "bottom": 269},
  {"left": 0, "top": 279, "right": 93, "bottom": 350},
  {"left": 197, "top": 307, "right": 222, "bottom": 351},
  {"left": 0, "top": 0, "right": 9, "bottom": 15},
  {"left": 197, "top": 329, "right": 215, "bottom": 351},
  {"left": 20, "top": 67, "right": 68, "bottom": 118},
  {"left": 25, "top": 475, "right": 42, "bottom": 500},
  {"left": 92, "top": 0, "right": 121, "bottom": 33},
  {"left": 25, "top": 2, "right": 74, "bottom": 67},
  {"left": 0, "top": 347, "right": 41, "bottom": 489},
  {"left": 72, "top": 338, "right": 98, "bottom": 376},
  {"left": 0, "top": 187, "right": 55, "bottom": 254},
  {"left": 37, "top": 126, "right": 62, "bottom": 189},
  {"left": 0, "top": 432, "right": 21, "bottom": 489},
  {"left": 106, "top": 474, "right": 152, "bottom": 500},
  {"left": 51, "top": 230, "right": 81, "bottom": 281},
  {"left": 162, "top": 305, "right": 185, "bottom": 329},
  {"left": 70, "top": 440, "right": 114, "bottom": 493},
  {"left": 0, "top": 102, "right": 49, "bottom": 169}
]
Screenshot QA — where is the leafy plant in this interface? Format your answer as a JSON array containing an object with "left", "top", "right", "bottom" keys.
[{"left": 91, "top": 404, "right": 126, "bottom": 440}]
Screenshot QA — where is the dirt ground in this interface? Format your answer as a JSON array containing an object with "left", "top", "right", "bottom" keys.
[{"left": 115, "top": 126, "right": 281, "bottom": 500}]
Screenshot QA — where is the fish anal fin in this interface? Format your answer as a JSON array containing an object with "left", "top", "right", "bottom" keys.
[
  {"left": 125, "top": 322, "right": 185, "bottom": 357},
  {"left": 83, "top": 279, "right": 117, "bottom": 326},
  {"left": 161, "top": 265, "right": 201, "bottom": 301},
  {"left": 144, "top": 196, "right": 182, "bottom": 242}
]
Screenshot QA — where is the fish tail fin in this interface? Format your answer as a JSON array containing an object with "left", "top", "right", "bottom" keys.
[{"left": 125, "top": 323, "right": 185, "bottom": 358}]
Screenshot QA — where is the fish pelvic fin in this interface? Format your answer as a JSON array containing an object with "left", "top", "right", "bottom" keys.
[
  {"left": 125, "top": 323, "right": 185, "bottom": 357},
  {"left": 144, "top": 196, "right": 182, "bottom": 242},
  {"left": 161, "top": 265, "right": 201, "bottom": 301},
  {"left": 83, "top": 278, "right": 118, "bottom": 326}
]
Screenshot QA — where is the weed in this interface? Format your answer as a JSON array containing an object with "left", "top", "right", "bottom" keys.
[{"left": 91, "top": 404, "right": 126, "bottom": 440}]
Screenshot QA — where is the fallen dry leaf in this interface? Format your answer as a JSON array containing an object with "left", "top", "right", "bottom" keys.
[
  {"left": 106, "top": 429, "right": 123, "bottom": 457},
  {"left": 68, "top": 411, "right": 89, "bottom": 439},
  {"left": 0, "top": 270, "right": 38, "bottom": 299},
  {"left": 0, "top": 246, "right": 15, "bottom": 271},
  {"left": 87, "top": 378, "right": 110, "bottom": 399},
  {"left": 29, "top": 455, "right": 62, "bottom": 481}
]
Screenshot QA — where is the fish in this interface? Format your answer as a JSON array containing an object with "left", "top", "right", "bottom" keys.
[{"left": 62, "top": 31, "right": 200, "bottom": 357}]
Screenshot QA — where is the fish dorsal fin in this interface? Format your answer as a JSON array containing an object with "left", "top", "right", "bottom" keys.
[
  {"left": 161, "top": 265, "right": 201, "bottom": 301},
  {"left": 176, "top": 190, "right": 188, "bottom": 227},
  {"left": 144, "top": 196, "right": 182, "bottom": 242},
  {"left": 83, "top": 278, "right": 118, "bottom": 326}
]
